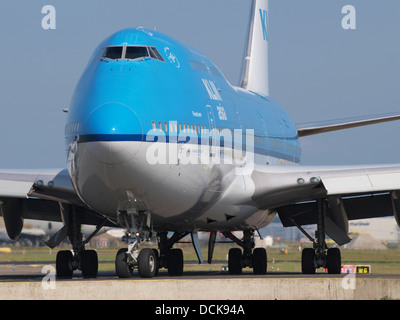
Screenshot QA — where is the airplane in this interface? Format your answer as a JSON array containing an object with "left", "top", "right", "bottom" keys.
[{"left": 1, "top": 0, "right": 400, "bottom": 278}]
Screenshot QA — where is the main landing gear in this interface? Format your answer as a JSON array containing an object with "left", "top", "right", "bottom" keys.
[
  {"left": 115, "top": 227, "right": 268, "bottom": 278},
  {"left": 222, "top": 230, "right": 267, "bottom": 275},
  {"left": 220, "top": 199, "right": 342, "bottom": 276},
  {"left": 47, "top": 204, "right": 107, "bottom": 279},
  {"left": 300, "top": 199, "right": 341, "bottom": 274}
]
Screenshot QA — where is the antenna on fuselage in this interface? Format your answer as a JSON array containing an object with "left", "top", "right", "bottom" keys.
[{"left": 240, "top": 0, "right": 269, "bottom": 97}]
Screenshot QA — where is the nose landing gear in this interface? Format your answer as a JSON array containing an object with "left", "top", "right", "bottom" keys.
[{"left": 114, "top": 212, "right": 189, "bottom": 278}]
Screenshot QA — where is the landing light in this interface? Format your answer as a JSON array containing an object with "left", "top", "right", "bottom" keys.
[
  {"left": 297, "top": 178, "right": 305, "bottom": 185},
  {"left": 310, "top": 177, "right": 320, "bottom": 183}
]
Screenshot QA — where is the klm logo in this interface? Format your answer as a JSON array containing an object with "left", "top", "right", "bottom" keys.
[
  {"left": 259, "top": 9, "right": 268, "bottom": 41},
  {"left": 202, "top": 79, "right": 222, "bottom": 101}
]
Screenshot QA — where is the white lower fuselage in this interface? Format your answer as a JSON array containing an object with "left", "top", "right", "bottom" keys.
[{"left": 69, "top": 140, "right": 287, "bottom": 232}]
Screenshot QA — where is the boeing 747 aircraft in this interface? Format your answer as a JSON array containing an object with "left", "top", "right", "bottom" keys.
[{"left": 1, "top": 0, "right": 400, "bottom": 278}]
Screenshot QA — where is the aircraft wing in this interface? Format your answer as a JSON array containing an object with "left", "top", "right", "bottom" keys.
[
  {"left": 0, "top": 168, "right": 114, "bottom": 240},
  {"left": 250, "top": 164, "right": 400, "bottom": 245},
  {"left": 0, "top": 168, "right": 82, "bottom": 204},
  {"left": 297, "top": 113, "right": 400, "bottom": 137}
]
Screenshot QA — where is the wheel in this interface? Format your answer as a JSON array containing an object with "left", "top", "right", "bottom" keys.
[
  {"left": 115, "top": 248, "right": 133, "bottom": 278},
  {"left": 81, "top": 250, "right": 98, "bottom": 279},
  {"left": 252, "top": 248, "right": 267, "bottom": 274},
  {"left": 167, "top": 248, "right": 184, "bottom": 276},
  {"left": 56, "top": 250, "right": 73, "bottom": 279},
  {"left": 327, "top": 248, "right": 341, "bottom": 274},
  {"left": 138, "top": 248, "right": 158, "bottom": 278},
  {"left": 302, "top": 248, "right": 316, "bottom": 274},
  {"left": 228, "top": 248, "right": 242, "bottom": 274},
  {"left": 152, "top": 248, "right": 160, "bottom": 276}
]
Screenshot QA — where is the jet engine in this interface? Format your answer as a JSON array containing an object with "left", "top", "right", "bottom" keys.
[{"left": 1, "top": 199, "right": 23, "bottom": 240}]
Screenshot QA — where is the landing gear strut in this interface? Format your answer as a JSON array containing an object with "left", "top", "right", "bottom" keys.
[
  {"left": 301, "top": 199, "right": 341, "bottom": 274},
  {"left": 222, "top": 230, "right": 267, "bottom": 275}
]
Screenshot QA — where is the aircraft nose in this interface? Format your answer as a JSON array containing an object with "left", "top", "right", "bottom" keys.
[
  {"left": 86, "top": 102, "right": 142, "bottom": 135},
  {"left": 83, "top": 102, "right": 143, "bottom": 165}
]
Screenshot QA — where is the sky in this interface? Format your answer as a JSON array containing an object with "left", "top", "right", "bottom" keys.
[{"left": 0, "top": 0, "right": 399, "bottom": 168}]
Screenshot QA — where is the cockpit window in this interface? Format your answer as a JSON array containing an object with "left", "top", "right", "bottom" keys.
[
  {"left": 149, "top": 47, "right": 164, "bottom": 61},
  {"left": 125, "top": 46, "right": 149, "bottom": 60},
  {"left": 102, "top": 46, "right": 123, "bottom": 60},
  {"left": 100, "top": 46, "right": 164, "bottom": 62}
]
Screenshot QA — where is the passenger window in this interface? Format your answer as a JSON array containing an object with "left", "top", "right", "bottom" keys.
[{"left": 102, "top": 46, "right": 123, "bottom": 60}]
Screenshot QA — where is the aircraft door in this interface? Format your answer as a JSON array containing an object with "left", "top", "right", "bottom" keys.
[
  {"left": 256, "top": 111, "right": 269, "bottom": 165},
  {"left": 206, "top": 105, "right": 216, "bottom": 130},
  {"left": 205, "top": 104, "right": 218, "bottom": 159}
]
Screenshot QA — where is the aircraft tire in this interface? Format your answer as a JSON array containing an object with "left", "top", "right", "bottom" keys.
[
  {"left": 56, "top": 250, "right": 73, "bottom": 279},
  {"left": 152, "top": 248, "right": 160, "bottom": 276},
  {"left": 115, "top": 248, "right": 133, "bottom": 278},
  {"left": 301, "top": 248, "right": 316, "bottom": 274},
  {"left": 81, "top": 249, "right": 98, "bottom": 279},
  {"left": 138, "top": 248, "right": 158, "bottom": 278},
  {"left": 252, "top": 247, "right": 267, "bottom": 274},
  {"left": 228, "top": 248, "right": 242, "bottom": 274},
  {"left": 327, "top": 248, "right": 341, "bottom": 274},
  {"left": 167, "top": 248, "right": 184, "bottom": 276}
]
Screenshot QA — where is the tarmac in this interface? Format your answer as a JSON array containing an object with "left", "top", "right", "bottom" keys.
[{"left": 0, "top": 264, "right": 399, "bottom": 300}]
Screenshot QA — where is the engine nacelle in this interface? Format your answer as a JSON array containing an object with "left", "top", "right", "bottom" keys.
[
  {"left": 391, "top": 191, "right": 400, "bottom": 229},
  {"left": 1, "top": 199, "right": 24, "bottom": 241}
]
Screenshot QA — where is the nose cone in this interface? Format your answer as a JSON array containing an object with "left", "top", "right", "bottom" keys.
[
  {"left": 86, "top": 102, "right": 142, "bottom": 135},
  {"left": 83, "top": 102, "right": 143, "bottom": 165}
]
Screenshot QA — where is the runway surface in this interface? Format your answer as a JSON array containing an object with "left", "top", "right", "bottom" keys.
[
  {"left": 1, "top": 261, "right": 400, "bottom": 281},
  {"left": 0, "top": 262, "right": 399, "bottom": 300}
]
